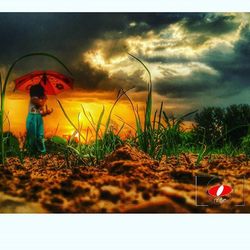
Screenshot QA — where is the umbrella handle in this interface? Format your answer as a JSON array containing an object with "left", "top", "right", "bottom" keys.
[{"left": 38, "top": 73, "right": 47, "bottom": 86}]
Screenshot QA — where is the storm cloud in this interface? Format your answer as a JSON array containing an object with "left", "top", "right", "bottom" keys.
[{"left": 0, "top": 13, "right": 250, "bottom": 110}]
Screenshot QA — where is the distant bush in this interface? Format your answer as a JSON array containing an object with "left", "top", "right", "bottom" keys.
[
  {"left": 241, "top": 134, "right": 250, "bottom": 157},
  {"left": 193, "top": 107, "right": 225, "bottom": 146},
  {"left": 193, "top": 104, "right": 250, "bottom": 147},
  {"left": 224, "top": 104, "right": 250, "bottom": 145}
]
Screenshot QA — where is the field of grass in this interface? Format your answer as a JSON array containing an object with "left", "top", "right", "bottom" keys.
[
  {"left": 0, "top": 54, "right": 249, "bottom": 213},
  {"left": 1, "top": 53, "right": 249, "bottom": 166}
]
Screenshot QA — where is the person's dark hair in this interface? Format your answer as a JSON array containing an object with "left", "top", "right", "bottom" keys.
[{"left": 29, "top": 83, "right": 45, "bottom": 98}]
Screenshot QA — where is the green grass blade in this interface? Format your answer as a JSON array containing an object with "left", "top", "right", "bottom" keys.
[
  {"left": 115, "top": 115, "right": 136, "bottom": 131},
  {"left": 51, "top": 135, "right": 67, "bottom": 145},
  {"left": 96, "top": 106, "right": 105, "bottom": 136},
  {"left": 128, "top": 53, "right": 152, "bottom": 88},
  {"left": 176, "top": 110, "right": 198, "bottom": 127},
  {"left": 81, "top": 105, "right": 96, "bottom": 131},
  {"left": 57, "top": 99, "right": 85, "bottom": 141},
  {"left": 117, "top": 123, "right": 125, "bottom": 136},
  {"left": 163, "top": 111, "right": 171, "bottom": 128},
  {"left": 128, "top": 53, "right": 152, "bottom": 135},
  {"left": 158, "top": 101, "right": 163, "bottom": 130},
  {"left": 152, "top": 110, "right": 157, "bottom": 131},
  {"left": 104, "top": 87, "right": 134, "bottom": 136}
]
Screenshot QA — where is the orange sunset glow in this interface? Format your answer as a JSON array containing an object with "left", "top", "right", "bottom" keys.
[
  {"left": 5, "top": 90, "right": 137, "bottom": 137},
  {"left": 5, "top": 87, "right": 193, "bottom": 139}
]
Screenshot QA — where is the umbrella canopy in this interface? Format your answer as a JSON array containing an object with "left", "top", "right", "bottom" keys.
[{"left": 14, "top": 70, "right": 74, "bottom": 95}]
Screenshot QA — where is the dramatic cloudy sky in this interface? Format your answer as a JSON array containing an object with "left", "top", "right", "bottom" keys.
[{"left": 0, "top": 13, "right": 250, "bottom": 135}]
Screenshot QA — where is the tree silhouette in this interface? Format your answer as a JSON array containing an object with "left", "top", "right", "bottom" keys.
[
  {"left": 193, "top": 107, "right": 225, "bottom": 146},
  {"left": 224, "top": 104, "right": 250, "bottom": 145},
  {"left": 194, "top": 104, "right": 250, "bottom": 147}
]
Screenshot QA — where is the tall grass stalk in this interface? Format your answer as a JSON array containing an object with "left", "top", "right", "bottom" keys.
[
  {"left": 127, "top": 54, "right": 153, "bottom": 154},
  {"left": 57, "top": 99, "right": 86, "bottom": 142},
  {"left": 127, "top": 54, "right": 198, "bottom": 159}
]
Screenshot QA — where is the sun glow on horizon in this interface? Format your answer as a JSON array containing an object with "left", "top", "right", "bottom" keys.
[
  {"left": 4, "top": 90, "right": 141, "bottom": 138},
  {"left": 4, "top": 88, "right": 194, "bottom": 139}
]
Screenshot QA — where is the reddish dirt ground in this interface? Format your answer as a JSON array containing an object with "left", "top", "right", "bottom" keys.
[{"left": 0, "top": 145, "right": 249, "bottom": 213}]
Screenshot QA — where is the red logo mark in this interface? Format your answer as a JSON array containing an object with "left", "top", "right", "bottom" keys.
[{"left": 208, "top": 184, "right": 233, "bottom": 197}]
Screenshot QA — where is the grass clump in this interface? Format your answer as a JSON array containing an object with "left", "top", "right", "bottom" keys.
[
  {"left": 241, "top": 134, "right": 250, "bottom": 157},
  {"left": 125, "top": 54, "right": 198, "bottom": 160},
  {"left": 53, "top": 89, "right": 128, "bottom": 165}
]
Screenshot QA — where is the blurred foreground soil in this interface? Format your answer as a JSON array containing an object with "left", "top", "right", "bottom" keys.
[{"left": 0, "top": 145, "right": 249, "bottom": 213}]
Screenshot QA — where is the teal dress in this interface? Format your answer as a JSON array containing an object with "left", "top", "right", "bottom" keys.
[{"left": 26, "top": 100, "right": 46, "bottom": 154}]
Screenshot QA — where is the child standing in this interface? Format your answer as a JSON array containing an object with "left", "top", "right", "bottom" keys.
[{"left": 26, "top": 83, "right": 53, "bottom": 154}]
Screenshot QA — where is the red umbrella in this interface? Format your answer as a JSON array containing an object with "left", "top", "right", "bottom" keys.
[{"left": 14, "top": 70, "right": 74, "bottom": 95}]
